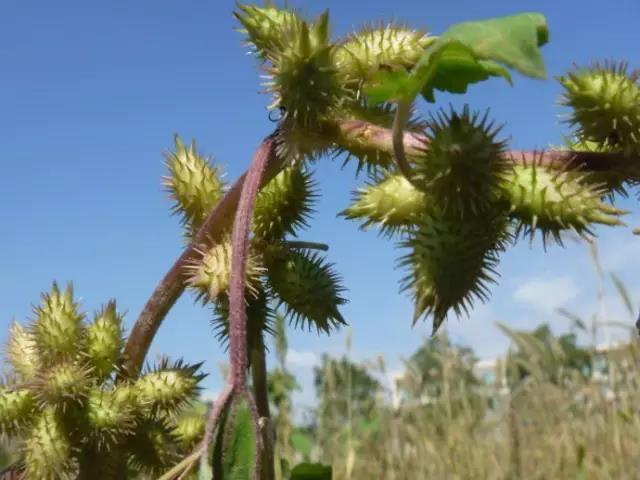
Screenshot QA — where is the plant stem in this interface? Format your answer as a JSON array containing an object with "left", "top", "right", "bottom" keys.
[
  {"left": 123, "top": 130, "right": 285, "bottom": 377},
  {"left": 251, "top": 334, "right": 275, "bottom": 480},
  {"left": 334, "top": 117, "right": 639, "bottom": 173},
  {"left": 391, "top": 101, "right": 420, "bottom": 188}
]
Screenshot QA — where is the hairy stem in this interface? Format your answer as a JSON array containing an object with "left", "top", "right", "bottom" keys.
[
  {"left": 251, "top": 334, "right": 274, "bottom": 480},
  {"left": 229, "top": 136, "right": 276, "bottom": 384},
  {"left": 123, "top": 132, "right": 285, "bottom": 377},
  {"left": 334, "top": 118, "right": 639, "bottom": 173}
]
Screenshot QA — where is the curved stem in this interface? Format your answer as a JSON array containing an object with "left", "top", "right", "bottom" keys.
[
  {"left": 229, "top": 136, "right": 275, "bottom": 384},
  {"left": 123, "top": 132, "right": 285, "bottom": 377},
  {"left": 391, "top": 101, "right": 420, "bottom": 187}
]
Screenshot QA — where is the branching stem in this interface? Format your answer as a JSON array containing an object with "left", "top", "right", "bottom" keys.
[{"left": 123, "top": 132, "right": 285, "bottom": 377}]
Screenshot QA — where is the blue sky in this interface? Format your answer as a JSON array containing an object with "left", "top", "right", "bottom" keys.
[{"left": 1, "top": 0, "right": 639, "bottom": 409}]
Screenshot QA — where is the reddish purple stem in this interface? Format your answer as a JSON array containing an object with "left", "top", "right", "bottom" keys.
[{"left": 229, "top": 135, "right": 276, "bottom": 384}]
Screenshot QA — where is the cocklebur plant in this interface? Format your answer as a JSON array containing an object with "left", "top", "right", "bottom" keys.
[
  {"left": 0, "top": 283, "right": 206, "bottom": 479},
  {"left": 3, "top": 2, "right": 640, "bottom": 480}
]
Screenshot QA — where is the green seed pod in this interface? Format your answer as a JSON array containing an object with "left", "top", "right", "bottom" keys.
[
  {"left": 265, "top": 247, "right": 347, "bottom": 333},
  {"left": 31, "top": 282, "right": 85, "bottom": 362},
  {"left": 266, "top": 11, "right": 345, "bottom": 130},
  {"left": 500, "top": 159, "right": 627, "bottom": 245},
  {"left": 559, "top": 62, "right": 640, "bottom": 156},
  {"left": 85, "top": 301, "right": 124, "bottom": 381},
  {"left": 399, "top": 207, "right": 510, "bottom": 334},
  {"left": 135, "top": 359, "right": 205, "bottom": 415},
  {"left": 163, "top": 135, "right": 226, "bottom": 239},
  {"left": 84, "top": 387, "right": 136, "bottom": 448},
  {"left": 185, "top": 237, "right": 264, "bottom": 303},
  {"left": 234, "top": 4, "right": 302, "bottom": 61},
  {"left": 341, "top": 173, "right": 426, "bottom": 233},
  {"left": 0, "top": 388, "right": 36, "bottom": 435},
  {"left": 126, "top": 418, "right": 179, "bottom": 475},
  {"left": 335, "top": 24, "right": 435, "bottom": 86},
  {"left": 6, "top": 322, "right": 40, "bottom": 380},
  {"left": 253, "top": 165, "right": 317, "bottom": 241},
  {"left": 33, "top": 361, "right": 91, "bottom": 407},
  {"left": 172, "top": 415, "right": 205, "bottom": 450},
  {"left": 24, "top": 407, "right": 76, "bottom": 480},
  {"left": 413, "top": 106, "right": 508, "bottom": 215}
]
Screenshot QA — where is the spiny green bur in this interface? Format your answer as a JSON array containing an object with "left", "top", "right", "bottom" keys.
[
  {"left": 164, "top": 134, "right": 226, "bottom": 239},
  {"left": 341, "top": 173, "right": 426, "bottom": 231},
  {"left": 413, "top": 107, "right": 508, "bottom": 215},
  {"left": 560, "top": 62, "right": 640, "bottom": 157},
  {"left": 85, "top": 301, "right": 123, "bottom": 380},
  {"left": 501, "top": 161, "right": 627, "bottom": 244},
  {"left": 400, "top": 208, "right": 510, "bottom": 333},
  {"left": 24, "top": 407, "right": 75, "bottom": 480},
  {"left": 335, "top": 25, "right": 435, "bottom": 86},
  {"left": 31, "top": 283, "right": 85, "bottom": 362},
  {"left": 0, "top": 283, "right": 206, "bottom": 478},
  {"left": 186, "top": 237, "right": 264, "bottom": 303},
  {"left": 253, "top": 165, "right": 317, "bottom": 241},
  {"left": 265, "top": 247, "right": 347, "bottom": 333}
]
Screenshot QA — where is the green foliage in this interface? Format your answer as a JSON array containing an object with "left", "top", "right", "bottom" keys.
[
  {"left": 396, "top": 334, "right": 478, "bottom": 401},
  {"left": 366, "top": 12, "right": 548, "bottom": 103},
  {"left": 499, "top": 323, "right": 593, "bottom": 385},
  {"left": 313, "top": 354, "right": 382, "bottom": 427},
  {"left": 290, "top": 462, "right": 332, "bottom": 480},
  {"left": 213, "top": 396, "right": 258, "bottom": 480}
]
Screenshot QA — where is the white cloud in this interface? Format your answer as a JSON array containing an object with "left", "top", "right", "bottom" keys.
[
  {"left": 286, "top": 349, "right": 319, "bottom": 369},
  {"left": 513, "top": 275, "right": 580, "bottom": 311}
]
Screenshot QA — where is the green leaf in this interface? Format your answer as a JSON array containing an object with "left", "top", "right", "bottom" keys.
[
  {"left": 421, "top": 43, "right": 512, "bottom": 101},
  {"left": 290, "top": 462, "right": 332, "bottom": 480},
  {"left": 214, "top": 396, "right": 257, "bottom": 480},
  {"left": 438, "top": 13, "right": 548, "bottom": 78},
  {"left": 365, "top": 13, "right": 548, "bottom": 103}
]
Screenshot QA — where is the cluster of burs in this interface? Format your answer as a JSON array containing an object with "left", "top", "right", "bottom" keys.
[
  {"left": 231, "top": 4, "right": 640, "bottom": 332},
  {"left": 1, "top": 284, "right": 207, "bottom": 478},
  {"left": 2, "top": 3, "right": 639, "bottom": 478}
]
